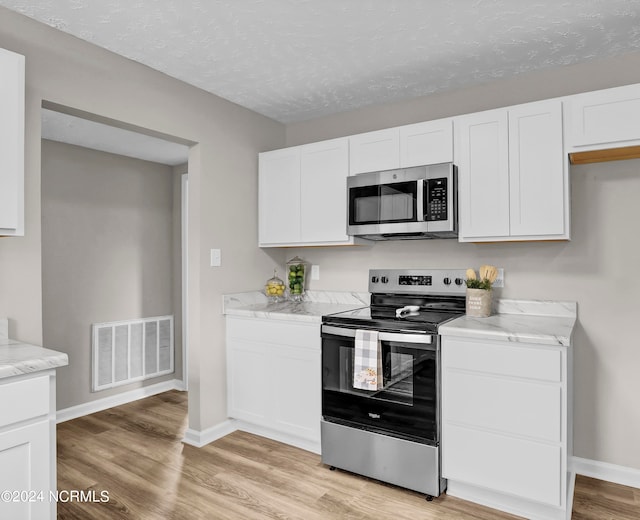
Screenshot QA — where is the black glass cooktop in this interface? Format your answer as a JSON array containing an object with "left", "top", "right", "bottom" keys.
[{"left": 323, "top": 294, "right": 465, "bottom": 334}]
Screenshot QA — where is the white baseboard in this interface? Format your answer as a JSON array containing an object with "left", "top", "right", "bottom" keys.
[
  {"left": 56, "top": 378, "right": 184, "bottom": 423},
  {"left": 234, "top": 421, "right": 321, "bottom": 455},
  {"left": 572, "top": 456, "right": 640, "bottom": 489},
  {"left": 183, "top": 419, "right": 238, "bottom": 448},
  {"left": 181, "top": 419, "right": 321, "bottom": 454}
]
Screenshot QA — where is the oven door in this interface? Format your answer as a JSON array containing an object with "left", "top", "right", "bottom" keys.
[{"left": 321, "top": 325, "right": 440, "bottom": 445}]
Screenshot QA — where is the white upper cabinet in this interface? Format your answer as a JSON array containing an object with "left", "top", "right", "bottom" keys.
[
  {"left": 349, "top": 128, "right": 400, "bottom": 175},
  {"left": 456, "top": 100, "right": 569, "bottom": 242},
  {"left": 259, "top": 147, "right": 301, "bottom": 245},
  {"left": 456, "top": 109, "right": 510, "bottom": 239},
  {"left": 0, "top": 48, "right": 25, "bottom": 236},
  {"left": 349, "top": 119, "right": 454, "bottom": 175},
  {"left": 259, "top": 137, "right": 361, "bottom": 247},
  {"left": 566, "top": 83, "right": 640, "bottom": 149},
  {"left": 509, "top": 101, "right": 565, "bottom": 237},
  {"left": 399, "top": 118, "right": 453, "bottom": 167},
  {"left": 300, "top": 138, "right": 350, "bottom": 243}
]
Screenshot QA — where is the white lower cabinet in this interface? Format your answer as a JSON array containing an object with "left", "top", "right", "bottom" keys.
[
  {"left": 0, "top": 371, "right": 57, "bottom": 520},
  {"left": 442, "top": 336, "right": 572, "bottom": 520},
  {"left": 226, "top": 316, "right": 321, "bottom": 452}
]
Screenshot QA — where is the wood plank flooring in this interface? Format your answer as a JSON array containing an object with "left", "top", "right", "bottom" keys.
[{"left": 57, "top": 391, "right": 640, "bottom": 519}]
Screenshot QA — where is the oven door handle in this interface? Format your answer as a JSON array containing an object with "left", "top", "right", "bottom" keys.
[{"left": 321, "top": 325, "right": 435, "bottom": 345}]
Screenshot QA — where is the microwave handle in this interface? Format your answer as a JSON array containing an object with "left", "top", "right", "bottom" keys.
[
  {"left": 321, "top": 325, "right": 434, "bottom": 346},
  {"left": 416, "top": 179, "right": 425, "bottom": 222}
]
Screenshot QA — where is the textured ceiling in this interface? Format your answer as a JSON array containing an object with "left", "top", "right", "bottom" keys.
[{"left": 3, "top": 0, "right": 640, "bottom": 123}]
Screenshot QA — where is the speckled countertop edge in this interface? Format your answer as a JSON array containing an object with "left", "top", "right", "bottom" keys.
[
  {"left": 223, "top": 290, "right": 369, "bottom": 323},
  {"left": 440, "top": 299, "right": 577, "bottom": 347},
  {"left": 0, "top": 318, "right": 69, "bottom": 380}
]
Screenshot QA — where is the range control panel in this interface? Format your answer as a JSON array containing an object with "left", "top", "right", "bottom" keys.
[
  {"left": 399, "top": 274, "right": 432, "bottom": 286},
  {"left": 369, "top": 269, "right": 467, "bottom": 295}
]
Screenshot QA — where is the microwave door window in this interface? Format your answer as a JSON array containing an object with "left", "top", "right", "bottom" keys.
[
  {"left": 354, "top": 196, "right": 379, "bottom": 224},
  {"left": 379, "top": 182, "right": 417, "bottom": 223},
  {"left": 350, "top": 185, "right": 380, "bottom": 225}
]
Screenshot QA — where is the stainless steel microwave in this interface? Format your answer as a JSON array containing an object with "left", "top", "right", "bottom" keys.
[{"left": 347, "top": 163, "right": 457, "bottom": 240}]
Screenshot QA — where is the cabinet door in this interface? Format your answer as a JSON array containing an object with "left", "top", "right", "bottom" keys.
[
  {"left": 258, "top": 147, "right": 301, "bottom": 245},
  {"left": 227, "top": 340, "right": 271, "bottom": 424},
  {"left": 272, "top": 345, "right": 321, "bottom": 442},
  {"left": 349, "top": 128, "right": 400, "bottom": 175},
  {"left": 509, "top": 101, "right": 566, "bottom": 237},
  {"left": 0, "top": 48, "right": 25, "bottom": 236},
  {"left": 399, "top": 119, "right": 453, "bottom": 167},
  {"left": 568, "top": 84, "right": 640, "bottom": 148},
  {"left": 456, "top": 109, "right": 510, "bottom": 240},
  {"left": 0, "top": 421, "right": 51, "bottom": 520},
  {"left": 300, "top": 138, "right": 349, "bottom": 243}
]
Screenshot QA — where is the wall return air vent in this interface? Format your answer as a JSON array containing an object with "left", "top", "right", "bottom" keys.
[{"left": 92, "top": 315, "right": 174, "bottom": 392}]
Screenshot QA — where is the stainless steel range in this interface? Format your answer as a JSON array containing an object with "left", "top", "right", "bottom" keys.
[{"left": 320, "top": 268, "right": 466, "bottom": 499}]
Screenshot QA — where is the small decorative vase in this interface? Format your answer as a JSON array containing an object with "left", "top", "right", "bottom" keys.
[{"left": 466, "top": 288, "right": 492, "bottom": 318}]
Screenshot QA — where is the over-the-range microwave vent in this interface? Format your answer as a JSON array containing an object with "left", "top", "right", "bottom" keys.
[{"left": 359, "top": 231, "right": 459, "bottom": 241}]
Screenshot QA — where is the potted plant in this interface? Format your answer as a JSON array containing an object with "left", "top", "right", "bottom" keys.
[{"left": 465, "top": 265, "right": 498, "bottom": 317}]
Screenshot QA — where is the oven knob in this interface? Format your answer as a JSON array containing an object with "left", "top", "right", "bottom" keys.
[
  {"left": 443, "top": 277, "right": 451, "bottom": 285},
  {"left": 371, "top": 276, "right": 379, "bottom": 283},
  {"left": 381, "top": 276, "right": 389, "bottom": 284},
  {"left": 455, "top": 278, "right": 464, "bottom": 286}
]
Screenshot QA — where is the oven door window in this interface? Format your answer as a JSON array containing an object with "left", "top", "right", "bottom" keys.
[
  {"left": 349, "top": 181, "right": 417, "bottom": 225},
  {"left": 322, "top": 334, "right": 438, "bottom": 444}
]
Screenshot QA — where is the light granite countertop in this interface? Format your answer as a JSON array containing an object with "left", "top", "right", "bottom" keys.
[
  {"left": 223, "top": 290, "right": 369, "bottom": 324},
  {"left": 0, "top": 318, "right": 69, "bottom": 379},
  {"left": 439, "top": 299, "right": 577, "bottom": 347},
  {"left": 223, "top": 293, "right": 577, "bottom": 347}
]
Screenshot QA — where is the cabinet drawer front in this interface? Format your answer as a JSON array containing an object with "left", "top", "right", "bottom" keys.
[
  {"left": 0, "top": 375, "right": 50, "bottom": 428},
  {"left": 569, "top": 85, "right": 640, "bottom": 147},
  {"left": 443, "top": 338, "right": 562, "bottom": 382},
  {"left": 443, "top": 424, "right": 562, "bottom": 507},
  {"left": 226, "top": 317, "right": 320, "bottom": 349},
  {"left": 444, "top": 370, "right": 561, "bottom": 442}
]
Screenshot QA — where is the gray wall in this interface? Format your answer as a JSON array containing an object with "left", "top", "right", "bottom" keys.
[
  {"left": 41, "top": 139, "right": 181, "bottom": 409},
  {"left": 285, "top": 55, "right": 640, "bottom": 470},
  {"left": 0, "top": 7, "right": 285, "bottom": 432}
]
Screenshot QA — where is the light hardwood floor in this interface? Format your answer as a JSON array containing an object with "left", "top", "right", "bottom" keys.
[{"left": 57, "top": 391, "right": 640, "bottom": 519}]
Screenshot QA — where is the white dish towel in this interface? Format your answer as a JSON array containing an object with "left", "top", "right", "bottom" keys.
[{"left": 353, "top": 329, "right": 383, "bottom": 391}]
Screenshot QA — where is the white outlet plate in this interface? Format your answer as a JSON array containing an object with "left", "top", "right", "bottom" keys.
[
  {"left": 311, "top": 264, "right": 320, "bottom": 280},
  {"left": 493, "top": 268, "right": 505, "bottom": 288}
]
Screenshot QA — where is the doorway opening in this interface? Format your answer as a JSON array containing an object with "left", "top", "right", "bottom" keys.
[{"left": 40, "top": 101, "right": 194, "bottom": 419}]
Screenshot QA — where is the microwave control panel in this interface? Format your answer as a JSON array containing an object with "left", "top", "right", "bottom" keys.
[{"left": 425, "top": 178, "right": 448, "bottom": 221}]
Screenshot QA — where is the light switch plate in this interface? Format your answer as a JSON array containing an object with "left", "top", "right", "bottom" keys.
[
  {"left": 210, "top": 248, "right": 221, "bottom": 267},
  {"left": 311, "top": 264, "right": 320, "bottom": 280}
]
